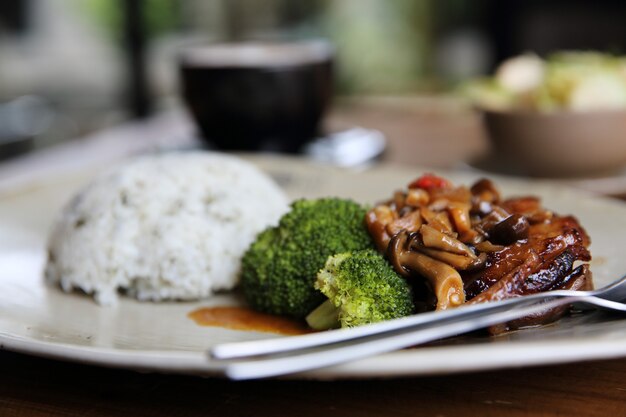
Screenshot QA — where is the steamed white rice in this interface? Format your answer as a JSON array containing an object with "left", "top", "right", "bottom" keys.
[{"left": 45, "top": 152, "right": 289, "bottom": 305}]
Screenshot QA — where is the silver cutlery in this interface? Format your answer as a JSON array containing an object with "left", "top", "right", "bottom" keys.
[{"left": 210, "top": 274, "right": 626, "bottom": 380}]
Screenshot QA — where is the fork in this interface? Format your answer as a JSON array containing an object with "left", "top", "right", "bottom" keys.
[{"left": 210, "top": 274, "right": 626, "bottom": 380}]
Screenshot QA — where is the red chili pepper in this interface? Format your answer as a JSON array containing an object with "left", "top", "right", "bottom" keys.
[{"left": 408, "top": 173, "right": 452, "bottom": 190}]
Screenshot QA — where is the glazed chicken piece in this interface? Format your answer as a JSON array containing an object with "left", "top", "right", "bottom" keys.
[{"left": 365, "top": 174, "right": 593, "bottom": 333}]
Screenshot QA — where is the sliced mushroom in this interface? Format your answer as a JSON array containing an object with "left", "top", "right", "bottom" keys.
[
  {"left": 474, "top": 207, "right": 511, "bottom": 236},
  {"left": 489, "top": 214, "right": 530, "bottom": 245},
  {"left": 387, "top": 231, "right": 412, "bottom": 277},
  {"left": 420, "top": 207, "right": 454, "bottom": 234},
  {"left": 428, "top": 197, "right": 451, "bottom": 212},
  {"left": 474, "top": 240, "right": 505, "bottom": 253},
  {"left": 405, "top": 188, "right": 429, "bottom": 207},
  {"left": 386, "top": 209, "right": 422, "bottom": 237},
  {"left": 392, "top": 190, "right": 406, "bottom": 211},
  {"left": 414, "top": 246, "right": 479, "bottom": 270},
  {"left": 470, "top": 178, "right": 501, "bottom": 204},
  {"left": 446, "top": 201, "right": 480, "bottom": 243},
  {"left": 430, "top": 185, "right": 472, "bottom": 204},
  {"left": 447, "top": 202, "right": 472, "bottom": 234},
  {"left": 419, "top": 224, "right": 474, "bottom": 257},
  {"left": 503, "top": 197, "right": 556, "bottom": 224},
  {"left": 388, "top": 231, "right": 466, "bottom": 310},
  {"left": 365, "top": 209, "right": 393, "bottom": 253}
]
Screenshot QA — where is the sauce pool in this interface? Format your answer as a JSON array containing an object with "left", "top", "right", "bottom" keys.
[{"left": 188, "top": 306, "right": 311, "bottom": 335}]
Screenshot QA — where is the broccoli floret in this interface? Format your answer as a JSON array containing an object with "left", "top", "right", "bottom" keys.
[
  {"left": 241, "top": 198, "right": 375, "bottom": 319},
  {"left": 306, "top": 249, "right": 414, "bottom": 330}
]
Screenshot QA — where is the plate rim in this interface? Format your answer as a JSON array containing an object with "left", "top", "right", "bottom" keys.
[{"left": 2, "top": 330, "right": 626, "bottom": 379}]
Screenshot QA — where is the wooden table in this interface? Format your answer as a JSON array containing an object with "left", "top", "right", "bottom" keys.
[
  {"left": 2, "top": 350, "right": 625, "bottom": 417},
  {"left": 1, "top": 99, "right": 625, "bottom": 416}
]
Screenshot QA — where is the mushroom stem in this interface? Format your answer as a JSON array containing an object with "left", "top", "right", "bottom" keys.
[
  {"left": 414, "top": 246, "right": 480, "bottom": 270},
  {"left": 400, "top": 251, "right": 466, "bottom": 310},
  {"left": 419, "top": 224, "right": 475, "bottom": 256},
  {"left": 388, "top": 231, "right": 466, "bottom": 310}
]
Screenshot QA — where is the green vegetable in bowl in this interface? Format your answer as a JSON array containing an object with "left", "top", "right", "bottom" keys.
[
  {"left": 241, "top": 198, "right": 375, "bottom": 319},
  {"left": 306, "top": 249, "right": 414, "bottom": 330},
  {"left": 463, "top": 51, "right": 626, "bottom": 112},
  {"left": 536, "top": 52, "right": 626, "bottom": 111}
]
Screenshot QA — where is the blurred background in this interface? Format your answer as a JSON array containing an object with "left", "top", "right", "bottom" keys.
[{"left": 1, "top": 0, "right": 625, "bottom": 162}]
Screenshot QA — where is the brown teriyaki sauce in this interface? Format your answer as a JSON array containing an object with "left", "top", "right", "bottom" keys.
[{"left": 188, "top": 306, "right": 311, "bottom": 335}]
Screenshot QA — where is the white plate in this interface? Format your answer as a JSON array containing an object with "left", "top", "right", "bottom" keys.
[{"left": 1, "top": 154, "right": 625, "bottom": 379}]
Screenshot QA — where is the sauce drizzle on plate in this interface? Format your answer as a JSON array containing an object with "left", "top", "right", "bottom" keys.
[{"left": 188, "top": 306, "right": 311, "bottom": 335}]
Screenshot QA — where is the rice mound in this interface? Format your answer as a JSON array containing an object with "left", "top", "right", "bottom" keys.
[{"left": 45, "top": 152, "right": 289, "bottom": 305}]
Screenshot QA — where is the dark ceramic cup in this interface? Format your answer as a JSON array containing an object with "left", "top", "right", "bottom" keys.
[{"left": 179, "top": 40, "right": 334, "bottom": 153}]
